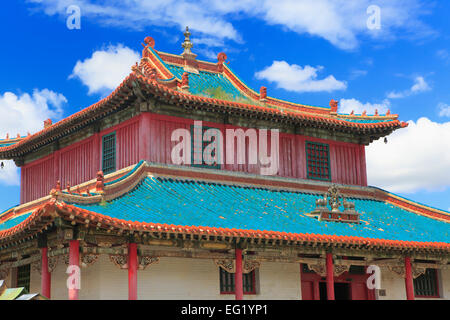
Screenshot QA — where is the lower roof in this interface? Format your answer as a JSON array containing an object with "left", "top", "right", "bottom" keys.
[
  {"left": 74, "top": 175, "right": 449, "bottom": 244},
  {"left": 0, "top": 161, "right": 449, "bottom": 252}
]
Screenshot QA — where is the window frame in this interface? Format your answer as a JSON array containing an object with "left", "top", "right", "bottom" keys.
[
  {"left": 219, "top": 268, "right": 257, "bottom": 295},
  {"left": 305, "top": 141, "right": 331, "bottom": 181},
  {"left": 414, "top": 268, "right": 440, "bottom": 298},
  {"left": 16, "top": 264, "right": 31, "bottom": 293},
  {"left": 102, "top": 131, "right": 117, "bottom": 175}
]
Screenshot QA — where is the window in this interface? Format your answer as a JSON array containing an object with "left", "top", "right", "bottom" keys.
[
  {"left": 414, "top": 268, "right": 439, "bottom": 297},
  {"left": 306, "top": 141, "right": 331, "bottom": 181},
  {"left": 191, "top": 125, "right": 221, "bottom": 169},
  {"left": 219, "top": 268, "right": 256, "bottom": 294},
  {"left": 17, "top": 264, "right": 31, "bottom": 293},
  {"left": 102, "top": 132, "right": 116, "bottom": 174},
  {"left": 349, "top": 265, "right": 366, "bottom": 275}
]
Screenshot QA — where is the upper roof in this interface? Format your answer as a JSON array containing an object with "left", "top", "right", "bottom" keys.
[
  {"left": 0, "top": 161, "right": 448, "bottom": 253},
  {"left": 0, "top": 136, "right": 26, "bottom": 148},
  {"left": 0, "top": 29, "right": 407, "bottom": 159}
]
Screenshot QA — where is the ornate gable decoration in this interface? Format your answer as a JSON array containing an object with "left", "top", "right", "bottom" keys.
[{"left": 309, "top": 184, "right": 361, "bottom": 223}]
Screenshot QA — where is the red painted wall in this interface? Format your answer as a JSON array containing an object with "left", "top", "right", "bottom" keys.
[
  {"left": 20, "top": 116, "right": 141, "bottom": 203},
  {"left": 21, "top": 113, "right": 368, "bottom": 203},
  {"left": 21, "top": 154, "right": 55, "bottom": 203}
]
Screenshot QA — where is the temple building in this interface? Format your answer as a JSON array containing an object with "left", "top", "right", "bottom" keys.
[{"left": 0, "top": 28, "right": 449, "bottom": 300}]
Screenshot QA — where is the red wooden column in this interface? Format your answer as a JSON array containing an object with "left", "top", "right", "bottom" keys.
[
  {"left": 235, "top": 248, "right": 243, "bottom": 300},
  {"left": 405, "top": 256, "right": 415, "bottom": 300},
  {"left": 138, "top": 113, "right": 151, "bottom": 162},
  {"left": 68, "top": 240, "right": 80, "bottom": 300},
  {"left": 128, "top": 242, "right": 138, "bottom": 300},
  {"left": 326, "top": 253, "right": 335, "bottom": 300},
  {"left": 41, "top": 247, "right": 51, "bottom": 299}
]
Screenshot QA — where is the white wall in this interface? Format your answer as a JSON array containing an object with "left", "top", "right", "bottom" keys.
[
  {"left": 378, "top": 266, "right": 406, "bottom": 300},
  {"left": 378, "top": 266, "right": 450, "bottom": 300},
  {"left": 138, "top": 258, "right": 301, "bottom": 300},
  {"left": 26, "top": 257, "right": 450, "bottom": 300},
  {"left": 29, "top": 256, "right": 301, "bottom": 300},
  {"left": 440, "top": 269, "right": 450, "bottom": 299}
]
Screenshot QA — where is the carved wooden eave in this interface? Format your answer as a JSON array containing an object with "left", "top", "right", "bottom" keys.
[
  {"left": 81, "top": 254, "right": 99, "bottom": 268},
  {"left": 214, "top": 259, "right": 261, "bottom": 274},
  {"left": 306, "top": 263, "right": 350, "bottom": 277},
  {"left": 138, "top": 256, "right": 160, "bottom": 270},
  {"left": 31, "top": 255, "right": 58, "bottom": 275},
  {"left": 387, "top": 264, "right": 428, "bottom": 279},
  {"left": 109, "top": 254, "right": 128, "bottom": 270},
  {"left": 214, "top": 259, "right": 235, "bottom": 273},
  {"left": 0, "top": 262, "right": 12, "bottom": 279}
]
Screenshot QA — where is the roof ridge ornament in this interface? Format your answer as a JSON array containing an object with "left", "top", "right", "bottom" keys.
[
  {"left": 329, "top": 99, "right": 338, "bottom": 114},
  {"left": 179, "top": 72, "right": 190, "bottom": 92},
  {"left": 217, "top": 52, "right": 227, "bottom": 72},
  {"left": 182, "top": 26, "right": 194, "bottom": 55},
  {"left": 309, "top": 184, "right": 360, "bottom": 223},
  {"left": 141, "top": 36, "right": 155, "bottom": 60},
  {"left": 259, "top": 86, "right": 267, "bottom": 103},
  {"left": 181, "top": 26, "right": 199, "bottom": 74}
]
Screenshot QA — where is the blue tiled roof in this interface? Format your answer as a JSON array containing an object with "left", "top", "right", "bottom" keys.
[
  {"left": 0, "top": 212, "right": 32, "bottom": 231},
  {"left": 0, "top": 138, "right": 25, "bottom": 148},
  {"left": 72, "top": 177, "right": 450, "bottom": 243},
  {"left": 165, "top": 64, "right": 250, "bottom": 101}
]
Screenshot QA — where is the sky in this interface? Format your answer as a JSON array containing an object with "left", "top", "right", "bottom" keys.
[{"left": 0, "top": 0, "right": 450, "bottom": 213}]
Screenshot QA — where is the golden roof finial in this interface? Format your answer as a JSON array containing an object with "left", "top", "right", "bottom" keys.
[{"left": 182, "top": 26, "right": 193, "bottom": 55}]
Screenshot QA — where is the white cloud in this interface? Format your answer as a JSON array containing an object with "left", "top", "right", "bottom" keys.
[
  {"left": 0, "top": 89, "right": 66, "bottom": 185},
  {"left": 410, "top": 76, "right": 430, "bottom": 93},
  {"left": 436, "top": 49, "right": 450, "bottom": 63},
  {"left": 349, "top": 69, "right": 368, "bottom": 80},
  {"left": 339, "top": 98, "right": 390, "bottom": 115},
  {"left": 255, "top": 61, "right": 346, "bottom": 93},
  {"left": 438, "top": 103, "right": 450, "bottom": 117},
  {"left": 28, "top": 0, "right": 432, "bottom": 50},
  {"left": 367, "top": 117, "right": 450, "bottom": 193},
  {"left": 28, "top": 0, "right": 241, "bottom": 46},
  {"left": 387, "top": 76, "right": 430, "bottom": 99},
  {"left": 70, "top": 44, "right": 140, "bottom": 95}
]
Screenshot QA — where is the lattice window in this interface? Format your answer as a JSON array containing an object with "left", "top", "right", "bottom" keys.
[
  {"left": 414, "top": 268, "right": 439, "bottom": 297},
  {"left": 17, "top": 264, "right": 30, "bottom": 293},
  {"left": 191, "top": 125, "right": 221, "bottom": 169},
  {"left": 219, "top": 268, "right": 256, "bottom": 294},
  {"left": 102, "top": 132, "right": 116, "bottom": 174},
  {"left": 306, "top": 141, "right": 331, "bottom": 181}
]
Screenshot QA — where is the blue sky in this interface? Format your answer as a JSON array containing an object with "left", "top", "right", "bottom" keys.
[{"left": 1, "top": 0, "right": 450, "bottom": 212}]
